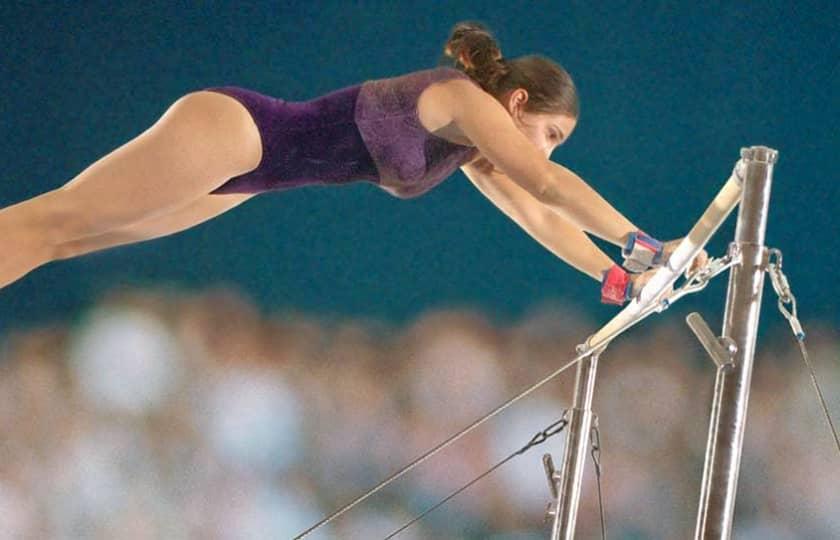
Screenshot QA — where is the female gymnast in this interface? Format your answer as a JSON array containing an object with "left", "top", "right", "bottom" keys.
[{"left": 0, "top": 21, "right": 705, "bottom": 304}]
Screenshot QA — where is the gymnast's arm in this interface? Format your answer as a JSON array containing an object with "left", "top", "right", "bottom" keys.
[
  {"left": 446, "top": 79, "right": 640, "bottom": 247},
  {"left": 460, "top": 159, "right": 617, "bottom": 282}
]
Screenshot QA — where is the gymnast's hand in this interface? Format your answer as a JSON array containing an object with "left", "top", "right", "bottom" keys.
[
  {"left": 628, "top": 268, "right": 661, "bottom": 300},
  {"left": 662, "top": 238, "right": 709, "bottom": 275},
  {"left": 625, "top": 241, "right": 708, "bottom": 302}
]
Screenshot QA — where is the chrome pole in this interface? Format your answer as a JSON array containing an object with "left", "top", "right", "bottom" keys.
[
  {"left": 547, "top": 349, "right": 600, "bottom": 540},
  {"left": 694, "top": 146, "right": 777, "bottom": 539}
]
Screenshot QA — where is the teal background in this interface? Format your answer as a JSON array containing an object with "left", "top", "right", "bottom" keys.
[{"left": 1, "top": 1, "right": 837, "bottom": 332}]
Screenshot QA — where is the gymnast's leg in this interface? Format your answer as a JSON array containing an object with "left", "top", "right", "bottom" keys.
[
  {"left": 0, "top": 91, "right": 263, "bottom": 289},
  {"left": 51, "top": 192, "right": 254, "bottom": 261}
]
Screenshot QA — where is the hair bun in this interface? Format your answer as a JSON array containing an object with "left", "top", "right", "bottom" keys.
[
  {"left": 439, "top": 23, "right": 580, "bottom": 118},
  {"left": 443, "top": 20, "right": 503, "bottom": 71}
]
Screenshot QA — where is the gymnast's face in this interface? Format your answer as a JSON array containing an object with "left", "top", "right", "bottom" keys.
[{"left": 504, "top": 88, "right": 577, "bottom": 158}]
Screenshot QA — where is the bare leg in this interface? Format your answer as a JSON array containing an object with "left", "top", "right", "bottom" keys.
[
  {"left": 52, "top": 193, "right": 254, "bottom": 261},
  {"left": 0, "top": 91, "right": 262, "bottom": 288}
]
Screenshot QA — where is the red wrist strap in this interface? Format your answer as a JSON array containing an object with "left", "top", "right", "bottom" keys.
[{"left": 601, "top": 264, "right": 631, "bottom": 305}]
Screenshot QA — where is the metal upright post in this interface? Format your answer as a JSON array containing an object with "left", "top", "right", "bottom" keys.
[
  {"left": 546, "top": 349, "right": 600, "bottom": 540},
  {"left": 694, "top": 146, "right": 777, "bottom": 539}
]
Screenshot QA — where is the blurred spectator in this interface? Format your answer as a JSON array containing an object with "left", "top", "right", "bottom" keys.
[{"left": 0, "top": 286, "right": 837, "bottom": 539}]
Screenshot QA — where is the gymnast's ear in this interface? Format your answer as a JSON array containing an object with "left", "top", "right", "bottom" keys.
[{"left": 441, "top": 79, "right": 556, "bottom": 202}]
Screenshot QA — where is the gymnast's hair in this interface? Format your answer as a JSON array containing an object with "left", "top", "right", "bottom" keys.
[{"left": 440, "top": 20, "right": 580, "bottom": 119}]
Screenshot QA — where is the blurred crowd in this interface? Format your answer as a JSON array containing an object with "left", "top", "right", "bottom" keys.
[{"left": 0, "top": 286, "right": 837, "bottom": 539}]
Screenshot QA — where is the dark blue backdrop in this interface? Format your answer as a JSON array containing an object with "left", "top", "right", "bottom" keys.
[{"left": 1, "top": 1, "right": 837, "bottom": 335}]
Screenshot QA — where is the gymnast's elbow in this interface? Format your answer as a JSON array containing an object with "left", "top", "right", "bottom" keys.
[
  {"left": 530, "top": 173, "right": 568, "bottom": 212},
  {"left": 495, "top": 159, "right": 566, "bottom": 210}
]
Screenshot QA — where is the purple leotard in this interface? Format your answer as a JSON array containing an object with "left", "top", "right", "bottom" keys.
[{"left": 204, "top": 67, "right": 480, "bottom": 198}]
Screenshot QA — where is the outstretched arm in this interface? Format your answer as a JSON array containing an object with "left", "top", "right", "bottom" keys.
[
  {"left": 447, "top": 80, "right": 640, "bottom": 246},
  {"left": 461, "top": 160, "right": 620, "bottom": 282},
  {"left": 540, "top": 160, "right": 639, "bottom": 246}
]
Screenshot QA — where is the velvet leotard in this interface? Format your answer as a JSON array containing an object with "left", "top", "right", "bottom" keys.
[{"left": 204, "top": 67, "right": 480, "bottom": 198}]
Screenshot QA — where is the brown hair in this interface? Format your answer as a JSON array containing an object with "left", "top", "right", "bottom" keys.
[{"left": 439, "top": 20, "right": 580, "bottom": 118}]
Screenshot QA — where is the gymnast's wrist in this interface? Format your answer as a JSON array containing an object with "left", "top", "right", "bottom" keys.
[
  {"left": 600, "top": 264, "right": 632, "bottom": 305},
  {"left": 621, "top": 230, "right": 664, "bottom": 273}
]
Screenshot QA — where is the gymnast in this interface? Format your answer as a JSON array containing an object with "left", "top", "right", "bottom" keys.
[{"left": 0, "top": 21, "right": 706, "bottom": 304}]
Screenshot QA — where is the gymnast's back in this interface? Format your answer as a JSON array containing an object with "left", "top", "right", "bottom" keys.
[{"left": 204, "top": 66, "right": 480, "bottom": 198}]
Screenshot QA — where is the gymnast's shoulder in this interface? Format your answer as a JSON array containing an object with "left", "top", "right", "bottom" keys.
[{"left": 423, "top": 76, "right": 554, "bottom": 192}]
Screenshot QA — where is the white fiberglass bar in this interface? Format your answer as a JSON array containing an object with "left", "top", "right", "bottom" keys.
[{"left": 582, "top": 161, "right": 745, "bottom": 353}]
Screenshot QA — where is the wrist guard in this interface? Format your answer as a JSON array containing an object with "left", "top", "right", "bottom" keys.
[
  {"left": 601, "top": 264, "right": 632, "bottom": 305},
  {"left": 622, "top": 230, "right": 664, "bottom": 273}
]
